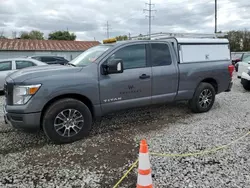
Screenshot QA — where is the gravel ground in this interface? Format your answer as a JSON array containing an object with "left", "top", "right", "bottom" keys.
[{"left": 0, "top": 73, "right": 250, "bottom": 188}]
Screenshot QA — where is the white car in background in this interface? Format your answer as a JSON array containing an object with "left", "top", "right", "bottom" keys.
[
  {"left": 0, "top": 58, "right": 47, "bottom": 91},
  {"left": 237, "top": 53, "right": 250, "bottom": 78},
  {"left": 241, "top": 67, "right": 250, "bottom": 91}
]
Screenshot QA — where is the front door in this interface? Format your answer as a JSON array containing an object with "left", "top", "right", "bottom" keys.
[{"left": 99, "top": 43, "right": 152, "bottom": 115}]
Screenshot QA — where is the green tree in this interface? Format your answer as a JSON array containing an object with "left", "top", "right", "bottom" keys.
[
  {"left": 20, "top": 30, "right": 44, "bottom": 40},
  {"left": 20, "top": 32, "right": 30, "bottom": 39},
  {"left": 29, "top": 30, "right": 44, "bottom": 40},
  {"left": 227, "top": 30, "right": 244, "bottom": 52},
  {"left": 48, "top": 31, "right": 76, "bottom": 40},
  {"left": 115, "top": 35, "right": 128, "bottom": 41}
]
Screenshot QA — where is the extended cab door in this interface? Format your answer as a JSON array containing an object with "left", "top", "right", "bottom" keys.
[
  {"left": 149, "top": 42, "right": 179, "bottom": 104},
  {"left": 99, "top": 42, "right": 152, "bottom": 114}
]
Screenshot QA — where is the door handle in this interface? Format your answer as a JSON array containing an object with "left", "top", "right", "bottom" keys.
[{"left": 139, "top": 74, "right": 150, "bottom": 79}]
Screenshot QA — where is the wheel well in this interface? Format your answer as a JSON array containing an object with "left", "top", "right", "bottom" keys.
[
  {"left": 201, "top": 78, "right": 218, "bottom": 93},
  {"left": 40, "top": 94, "right": 94, "bottom": 127}
]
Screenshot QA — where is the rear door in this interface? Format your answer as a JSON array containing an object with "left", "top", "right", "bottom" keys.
[
  {"left": 99, "top": 42, "right": 152, "bottom": 114},
  {"left": 149, "top": 42, "right": 179, "bottom": 104}
]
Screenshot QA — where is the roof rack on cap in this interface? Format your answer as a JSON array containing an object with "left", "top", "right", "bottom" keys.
[{"left": 130, "top": 32, "right": 228, "bottom": 40}]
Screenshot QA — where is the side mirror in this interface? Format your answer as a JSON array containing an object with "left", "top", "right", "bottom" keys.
[{"left": 102, "top": 59, "right": 124, "bottom": 75}]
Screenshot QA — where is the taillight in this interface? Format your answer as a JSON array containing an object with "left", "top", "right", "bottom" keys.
[{"left": 228, "top": 65, "right": 234, "bottom": 77}]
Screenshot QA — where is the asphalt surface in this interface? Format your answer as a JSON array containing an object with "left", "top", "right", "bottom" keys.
[{"left": 0, "top": 73, "right": 250, "bottom": 188}]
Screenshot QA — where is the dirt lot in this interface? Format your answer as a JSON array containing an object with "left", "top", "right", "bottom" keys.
[{"left": 0, "top": 73, "right": 250, "bottom": 188}]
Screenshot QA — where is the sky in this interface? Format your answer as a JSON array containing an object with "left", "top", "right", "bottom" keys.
[{"left": 0, "top": 0, "right": 249, "bottom": 41}]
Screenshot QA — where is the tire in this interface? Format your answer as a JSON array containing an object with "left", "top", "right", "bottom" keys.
[
  {"left": 188, "top": 82, "right": 216, "bottom": 113},
  {"left": 242, "top": 81, "right": 250, "bottom": 91},
  {"left": 235, "top": 64, "right": 238, "bottom": 72},
  {"left": 42, "top": 98, "right": 92, "bottom": 144}
]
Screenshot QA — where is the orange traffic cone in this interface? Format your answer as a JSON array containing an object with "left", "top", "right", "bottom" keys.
[{"left": 137, "top": 139, "right": 153, "bottom": 188}]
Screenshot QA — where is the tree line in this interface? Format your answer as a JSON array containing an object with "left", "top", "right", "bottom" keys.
[
  {"left": 225, "top": 30, "right": 250, "bottom": 52},
  {"left": 1, "top": 29, "right": 250, "bottom": 52},
  {"left": 115, "top": 30, "right": 250, "bottom": 52},
  {"left": 0, "top": 30, "right": 76, "bottom": 41}
]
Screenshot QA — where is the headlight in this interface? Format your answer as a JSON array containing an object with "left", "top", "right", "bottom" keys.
[{"left": 13, "top": 84, "right": 41, "bottom": 105}]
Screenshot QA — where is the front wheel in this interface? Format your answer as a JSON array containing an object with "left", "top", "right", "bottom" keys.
[
  {"left": 188, "top": 83, "right": 216, "bottom": 113},
  {"left": 242, "top": 80, "right": 250, "bottom": 91},
  {"left": 42, "top": 98, "right": 92, "bottom": 144}
]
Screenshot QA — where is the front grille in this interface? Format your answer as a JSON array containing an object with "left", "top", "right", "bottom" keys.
[
  {"left": 4, "top": 83, "right": 13, "bottom": 105},
  {"left": 4, "top": 83, "right": 7, "bottom": 96}
]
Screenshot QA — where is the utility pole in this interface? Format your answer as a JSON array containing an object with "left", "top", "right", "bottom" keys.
[
  {"left": 12, "top": 31, "right": 17, "bottom": 39},
  {"left": 104, "top": 21, "right": 111, "bottom": 38},
  {"left": 143, "top": 0, "right": 156, "bottom": 40},
  {"left": 215, "top": 0, "right": 217, "bottom": 33}
]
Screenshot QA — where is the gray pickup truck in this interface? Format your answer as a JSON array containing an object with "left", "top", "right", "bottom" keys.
[{"left": 3, "top": 37, "right": 234, "bottom": 144}]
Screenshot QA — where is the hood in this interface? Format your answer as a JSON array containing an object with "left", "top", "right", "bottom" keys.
[{"left": 7, "top": 65, "right": 82, "bottom": 83}]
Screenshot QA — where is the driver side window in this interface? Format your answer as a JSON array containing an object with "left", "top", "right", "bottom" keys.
[{"left": 108, "top": 44, "right": 146, "bottom": 70}]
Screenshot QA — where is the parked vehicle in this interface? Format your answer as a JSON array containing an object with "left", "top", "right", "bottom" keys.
[
  {"left": 0, "top": 58, "right": 47, "bottom": 91},
  {"left": 237, "top": 52, "right": 250, "bottom": 78},
  {"left": 241, "top": 67, "right": 250, "bottom": 91},
  {"left": 3, "top": 37, "right": 234, "bottom": 144},
  {"left": 28, "top": 55, "right": 69, "bottom": 65},
  {"left": 231, "top": 52, "right": 243, "bottom": 65},
  {"left": 231, "top": 52, "right": 243, "bottom": 72}
]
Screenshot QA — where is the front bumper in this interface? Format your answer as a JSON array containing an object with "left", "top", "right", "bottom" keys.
[
  {"left": 241, "top": 72, "right": 250, "bottom": 81},
  {"left": 3, "top": 104, "right": 41, "bottom": 131}
]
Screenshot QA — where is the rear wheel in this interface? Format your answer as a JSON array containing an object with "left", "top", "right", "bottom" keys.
[
  {"left": 42, "top": 98, "right": 92, "bottom": 144},
  {"left": 189, "top": 83, "right": 216, "bottom": 113}
]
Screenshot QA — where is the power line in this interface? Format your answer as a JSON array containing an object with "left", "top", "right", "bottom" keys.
[{"left": 143, "top": 0, "right": 156, "bottom": 39}]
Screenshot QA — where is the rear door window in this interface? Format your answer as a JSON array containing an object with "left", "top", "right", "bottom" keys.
[
  {"left": 16, "top": 61, "right": 35, "bottom": 69},
  {"left": 151, "top": 43, "right": 172, "bottom": 66}
]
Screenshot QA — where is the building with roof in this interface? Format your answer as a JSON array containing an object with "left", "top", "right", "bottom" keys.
[{"left": 0, "top": 39, "right": 100, "bottom": 61}]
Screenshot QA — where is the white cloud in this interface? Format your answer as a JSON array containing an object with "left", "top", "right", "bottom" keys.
[{"left": 0, "top": 0, "right": 249, "bottom": 41}]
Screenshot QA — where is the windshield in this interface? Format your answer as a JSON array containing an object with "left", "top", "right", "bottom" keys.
[
  {"left": 70, "top": 45, "right": 112, "bottom": 67},
  {"left": 231, "top": 53, "right": 242, "bottom": 60},
  {"left": 242, "top": 53, "right": 250, "bottom": 62}
]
